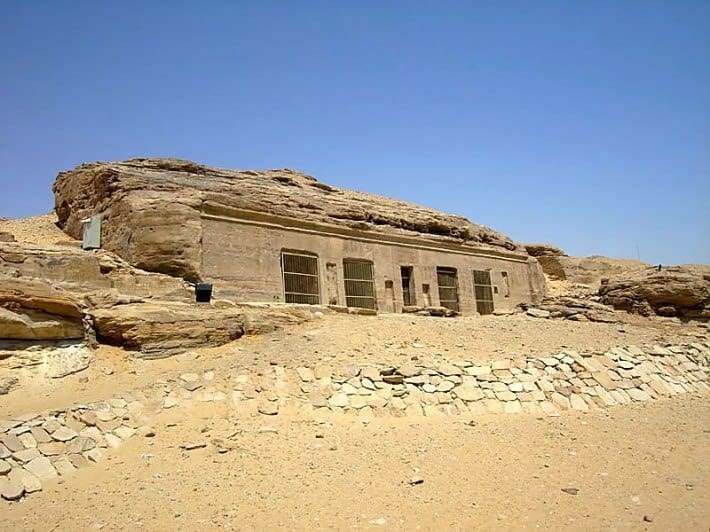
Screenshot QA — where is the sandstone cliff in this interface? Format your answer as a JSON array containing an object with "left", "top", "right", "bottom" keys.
[{"left": 53, "top": 158, "right": 519, "bottom": 282}]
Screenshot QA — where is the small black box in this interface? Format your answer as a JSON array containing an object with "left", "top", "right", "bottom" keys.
[{"left": 195, "top": 283, "right": 213, "bottom": 303}]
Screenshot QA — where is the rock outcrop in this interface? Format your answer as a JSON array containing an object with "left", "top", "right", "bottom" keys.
[
  {"left": 0, "top": 277, "right": 84, "bottom": 340},
  {"left": 600, "top": 265, "right": 710, "bottom": 319},
  {"left": 53, "top": 158, "right": 520, "bottom": 282},
  {"left": 0, "top": 242, "right": 313, "bottom": 355},
  {"left": 522, "top": 242, "right": 648, "bottom": 287}
]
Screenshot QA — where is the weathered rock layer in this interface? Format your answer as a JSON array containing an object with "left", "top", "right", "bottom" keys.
[
  {"left": 0, "top": 242, "right": 313, "bottom": 355},
  {"left": 53, "top": 158, "right": 520, "bottom": 282}
]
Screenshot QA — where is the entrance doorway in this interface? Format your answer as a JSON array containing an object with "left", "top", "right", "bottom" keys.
[
  {"left": 400, "top": 266, "right": 415, "bottom": 306},
  {"left": 473, "top": 269, "right": 495, "bottom": 315},
  {"left": 436, "top": 267, "right": 459, "bottom": 311}
]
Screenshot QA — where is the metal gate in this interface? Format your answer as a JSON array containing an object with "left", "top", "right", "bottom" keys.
[
  {"left": 281, "top": 252, "right": 320, "bottom": 304},
  {"left": 400, "top": 266, "right": 415, "bottom": 306},
  {"left": 473, "top": 269, "right": 494, "bottom": 315},
  {"left": 436, "top": 267, "right": 459, "bottom": 311},
  {"left": 343, "top": 260, "right": 376, "bottom": 309}
]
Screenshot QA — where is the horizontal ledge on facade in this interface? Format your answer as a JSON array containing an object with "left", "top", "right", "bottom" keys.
[{"left": 200, "top": 203, "right": 531, "bottom": 264}]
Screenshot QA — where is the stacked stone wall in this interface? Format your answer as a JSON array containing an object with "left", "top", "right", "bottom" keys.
[{"left": 2, "top": 342, "right": 708, "bottom": 501}]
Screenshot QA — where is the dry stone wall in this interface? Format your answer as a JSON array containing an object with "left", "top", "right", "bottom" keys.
[{"left": 2, "top": 342, "right": 708, "bottom": 501}]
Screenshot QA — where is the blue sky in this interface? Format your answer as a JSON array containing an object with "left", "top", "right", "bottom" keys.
[{"left": 1, "top": 1, "right": 708, "bottom": 264}]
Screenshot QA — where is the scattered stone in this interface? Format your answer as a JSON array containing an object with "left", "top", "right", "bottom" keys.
[
  {"left": 37, "top": 442, "right": 65, "bottom": 456},
  {"left": 296, "top": 367, "right": 314, "bottom": 382},
  {"left": 0, "top": 477, "right": 24, "bottom": 500},
  {"left": 328, "top": 393, "right": 349, "bottom": 408},
  {"left": 42, "top": 419, "right": 61, "bottom": 433},
  {"left": 0, "top": 376, "right": 19, "bottom": 395},
  {"left": 527, "top": 308, "right": 551, "bottom": 319},
  {"left": 114, "top": 426, "right": 136, "bottom": 440},
  {"left": 342, "top": 364, "right": 360, "bottom": 378},
  {"left": 65, "top": 437, "right": 96, "bottom": 454},
  {"left": 18, "top": 432, "right": 37, "bottom": 449},
  {"left": 163, "top": 397, "right": 179, "bottom": 409},
  {"left": 561, "top": 487, "right": 579, "bottom": 495},
  {"left": 437, "top": 380, "right": 455, "bottom": 392},
  {"left": 69, "top": 454, "right": 90, "bottom": 468},
  {"left": 569, "top": 394, "right": 589, "bottom": 411},
  {"left": 258, "top": 402, "right": 279, "bottom": 416},
  {"left": 382, "top": 375, "right": 404, "bottom": 385},
  {"left": 183, "top": 380, "right": 202, "bottom": 392},
  {"left": 8, "top": 467, "right": 42, "bottom": 493},
  {"left": 138, "top": 426, "right": 156, "bottom": 438},
  {"left": 454, "top": 385, "right": 484, "bottom": 402},
  {"left": 13, "top": 448, "right": 41, "bottom": 463},
  {"left": 438, "top": 363, "right": 460, "bottom": 376},
  {"left": 51, "top": 427, "right": 78, "bottom": 442},
  {"left": 397, "top": 363, "right": 420, "bottom": 378},
  {"left": 409, "top": 477, "right": 424, "bottom": 485},
  {"left": 181, "top": 442, "right": 207, "bottom": 451},
  {"left": 29, "top": 427, "right": 52, "bottom": 444},
  {"left": 508, "top": 382, "right": 524, "bottom": 393},
  {"left": 24, "top": 456, "right": 58, "bottom": 481},
  {"left": 52, "top": 459, "right": 76, "bottom": 476},
  {"left": 627, "top": 388, "right": 652, "bottom": 401},
  {"left": 1, "top": 433, "right": 24, "bottom": 453}
]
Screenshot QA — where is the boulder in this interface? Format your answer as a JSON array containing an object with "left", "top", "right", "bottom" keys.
[
  {"left": 53, "top": 158, "right": 520, "bottom": 282},
  {"left": 599, "top": 265, "right": 710, "bottom": 319},
  {"left": 89, "top": 301, "right": 311, "bottom": 358}
]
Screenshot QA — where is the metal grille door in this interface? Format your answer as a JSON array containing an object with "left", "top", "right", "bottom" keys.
[
  {"left": 436, "top": 267, "right": 459, "bottom": 311},
  {"left": 343, "top": 260, "right": 376, "bottom": 309},
  {"left": 281, "top": 252, "right": 320, "bottom": 305},
  {"left": 400, "top": 266, "right": 414, "bottom": 306},
  {"left": 473, "top": 269, "right": 494, "bottom": 315}
]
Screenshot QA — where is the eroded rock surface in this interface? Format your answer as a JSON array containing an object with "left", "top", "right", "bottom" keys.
[
  {"left": 0, "top": 241, "right": 312, "bottom": 356},
  {"left": 53, "top": 158, "right": 520, "bottom": 282},
  {"left": 600, "top": 266, "right": 710, "bottom": 319}
]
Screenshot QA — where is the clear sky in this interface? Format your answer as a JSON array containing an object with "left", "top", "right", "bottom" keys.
[{"left": 1, "top": 1, "right": 708, "bottom": 265}]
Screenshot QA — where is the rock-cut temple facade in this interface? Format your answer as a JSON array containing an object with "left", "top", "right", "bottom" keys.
[{"left": 53, "top": 158, "right": 546, "bottom": 314}]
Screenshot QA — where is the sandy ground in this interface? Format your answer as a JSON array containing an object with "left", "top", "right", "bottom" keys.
[
  {"left": 1, "top": 214, "right": 708, "bottom": 529},
  {"left": 1, "top": 315, "right": 708, "bottom": 531},
  {"left": 2, "top": 394, "right": 708, "bottom": 531}
]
